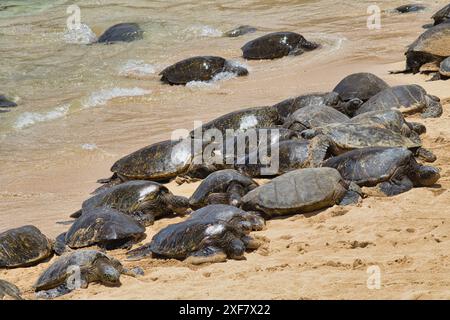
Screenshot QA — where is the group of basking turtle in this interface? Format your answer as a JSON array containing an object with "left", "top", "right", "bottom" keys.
[{"left": 1, "top": 3, "right": 448, "bottom": 300}]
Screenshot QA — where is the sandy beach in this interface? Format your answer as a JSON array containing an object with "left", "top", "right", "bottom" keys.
[{"left": 1, "top": 0, "right": 449, "bottom": 300}]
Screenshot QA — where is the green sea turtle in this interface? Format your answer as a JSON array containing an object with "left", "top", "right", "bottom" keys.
[
  {"left": 0, "top": 280, "right": 23, "bottom": 300},
  {"left": 273, "top": 92, "right": 363, "bottom": 119},
  {"left": 429, "top": 56, "right": 450, "bottom": 80},
  {"left": 127, "top": 219, "right": 259, "bottom": 264},
  {"left": 188, "top": 204, "right": 265, "bottom": 232},
  {"left": 432, "top": 3, "right": 450, "bottom": 26},
  {"left": 392, "top": 23, "right": 450, "bottom": 75},
  {"left": 354, "top": 85, "right": 442, "bottom": 118},
  {"left": 332, "top": 73, "right": 390, "bottom": 107},
  {"left": 323, "top": 147, "right": 440, "bottom": 196},
  {"left": 241, "top": 32, "right": 320, "bottom": 60},
  {"left": 97, "top": 23, "right": 143, "bottom": 44},
  {"left": 0, "top": 94, "right": 17, "bottom": 113},
  {"left": 160, "top": 56, "right": 248, "bottom": 85},
  {"left": 97, "top": 138, "right": 194, "bottom": 190},
  {"left": 283, "top": 105, "right": 350, "bottom": 131},
  {"left": 224, "top": 25, "right": 257, "bottom": 37},
  {"left": 394, "top": 4, "right": 426, "bottom": 13},
  {"left": 61, "top": 207, "right": 146, "bottom": 251},
  {"left": 71, "top": 180, "right": 190, "bottom": 226},
  {"left": 189, "top": 169, "right": 258, "bottom": 208},
  {"left": 241, "top": 168, "right": 361, "bottom": 217},
  {"left": 0, "top": 225, "right": 54, "bottom": 268},
  {"left": 34, "top": 250, "right": 142, "bottom": 299}
]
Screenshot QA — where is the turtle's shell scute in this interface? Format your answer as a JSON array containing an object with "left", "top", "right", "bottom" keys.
[
  {"left": 0, "top": 225, "right": 53, "bottom": 268},
  {"left": 333, "top": 73, "right": 390, "bottom": 102},
  {"left": 289, "top": 105, "right": 349, "bottom": 128}
]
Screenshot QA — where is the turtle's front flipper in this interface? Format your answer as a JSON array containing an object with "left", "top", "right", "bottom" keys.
[
  {"left": 415, "top": 147, "right": 437, "bottom": 163},
  {"left": 35, "top": 285, "right": 73, "bottom": 299},
  {"left": 242, "top": 235, "right": 262, "bottom": 250},
  {"left": 307, "top": 135, "right": 331, "bottom": 167},
  {"left": 185, "top": 246, "right": 227, "bottom": 265},
  {"left": 162, "top": 193, "right": 190, "bottom": 215},
  {"left": 126, "top": 244, "right": 153, "bottom": 261},
  {"left": 339, "top": 182, "right": 363, "bottom": 206},
  {"left": 377, "top": 176, "right": 414, "bottom": 196},
  {"left": 407, "top": 121, "right": 426, "bottom": 135},
  {"left": 289, "top": 47, "right": 305, "bottom": 56},
  {"left": 422, "top": 95, "right": 443, "bottom": 118}
]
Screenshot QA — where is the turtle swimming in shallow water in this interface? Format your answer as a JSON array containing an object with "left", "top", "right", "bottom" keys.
[
  {"left": 283, "top": 104, "right": 350, "bottom": 131},
  {"left": 0, "top": 225, "right": 54, "bottom": 268},
  {"left": 188, "top": 204, "right": 265, "bottom": 232},
  {"left": 127, "top": 219, "right": 260, "bottom": 264},
  {"left": 332, "top": 73, "right": 390, "bottom": 110},
  {"left": 0, "top": 94, "right": 17, "bottom": 113},
  {"left": 394, "top": 4, "right": 426, "bottom": 13},
  {"left": 223, "top": 25, "right": 257, "bottom": 37},
  {"left": 160, "top": 56, "right": 248, "bottom": 85},
  {"left": 97, "top": 23, "right": 143, "bottom": 44},
  {"left": 273, "top": 92, "right": 363, "bottom": 119},
  {"left": 354, "top": 85, "right": 442, "bottom": 118},
  {"left": 61, "top": 207, "right": 146, "bottom": 251},
  {"left": 431, "top": 3, "right": 450, "bottom": 26},
  {"left": 189, "top": 169, "right": 258, "bottom": 209},
  {"left": 97, "top": 138, "right": 194, "bottom": 190},
  {"left": 72, "top": 180, "right": 189, "bottom": 226},
  {"left": 241, "top": 168, "right": 361, "bottom": 217},
  {"left": 323, "top": 147, "right": 440, "bottom": 196},
  {"left": 0, "top": 279, "right": 23, "bottom": 300},
  {"left": 241, "top": 32, "right": 320, "bottom": 60},
  {"left": 34, "top": 250, "right": 142, "bottom": 299},
  {"left": 392, "top": 23, "right": 450, "bottom": 75}
]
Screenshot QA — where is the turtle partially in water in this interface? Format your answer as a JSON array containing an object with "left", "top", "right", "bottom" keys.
[
  {"left": 188, "top": 204, "right": 265, "bottom": 232},
  {"left": 273, "top": 92, "right": 363, "bottom": 119},
  {"left": 0, "top": 225, "right": 55, "bottom": 268},
  {"left": 323, "top": 147, "right": 440, "bottom": 196},
  {"left": 283, "top": 105, "right": 350, "bottom": 131},
  {"left": 189, "top": 169, "right": 258, "bottom": 209},
  {"left": 223, "top": 25, "right": 257, "bottom": 37},
  {"left": 431, "top": 3, "right": 450, "bottom": 26},
  {"left": 0, "top": 94, "right": 17, "bottom": 113},
  {"left": 60, "top": 207, "right": 146, "bottom": 251},
  {"left": 332, "top": 73, "right": 390, "bottom": 109},
  {"left": 241, "top": 32, "right": 320, "bottom": 60},
  {"left": 0, "top": 280, "right": 23, "bottom": 300},
  {"left": 34, "top": 250, "right": 142, "bottom": 299},
  {"left": 160, "top": 56, "right": 248, "bottom": 85},
  {"left": 71, "top": 180, "right": 190, "bottom": 226},
  {"left": 97, "top": 138, "right": 194, "bottom": 190},
  {"left": 97, "top": 23, "right": 143, "bottom": 44},
  {"left": 354, "top": 85, "right": 442, "bottom": 118},
  {"left": 241, "top": 168, "right": 361, "bottom": 217},
  {"left": 392, "top": 23, "right": 450, "bottom": 75},
  {"left": 394, "top": 4, "right": 426, "bottom": 13},
  {"left": 127, "top": 219, "right": 260, "bottom": 264}
]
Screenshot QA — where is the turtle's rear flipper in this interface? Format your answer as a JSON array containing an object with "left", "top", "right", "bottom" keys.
[
  {"left": 126, "top": 244, "right": 153, "bottom": 261},
  {"left": 35, "top": 285, "right": 72, "bottom": 300},
  {"left": 185, "top": 246, "right": 227, "bottom": 265},
  {"left": 92, "top": 174, "right": 123, "bottom": 194},
  {"left": 70, "top": 209, "right": 82, "bottom": 219},
  {"left": 422, "top": 95, "right": 443, "bottom": 118}
]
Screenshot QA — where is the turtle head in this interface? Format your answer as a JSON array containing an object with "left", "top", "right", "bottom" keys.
[
  {"left": 96, "top": 261, "right": 121, "bottom": 286},
  {"left": 227, "top": 238, "right": 246, "bottom": 260},
  {"left": 334, "top": 98, "right": 363, "bottom": 117},
  {"left": 131, "top": 184, "right": 163, "bottom": 212},
  {"left": 410, "top": 165, "right": 440, "bottom": 187},
  {"left": 224, "top": 61, "right": 249, "bottom": 77},
  {"left": 300, "top": 128, "right": 319, "bottom": 139}
]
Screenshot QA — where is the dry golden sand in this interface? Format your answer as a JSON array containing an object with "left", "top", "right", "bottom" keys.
[{"left": 1, "top": 61, "right": 450, "bottom": 300}]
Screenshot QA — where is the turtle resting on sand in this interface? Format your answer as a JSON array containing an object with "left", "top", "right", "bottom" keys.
[
  {"left": 223, "top": 25, "right": 257, "bottom": 37},
  {"left": 60, "top": 207, "right": 146, "bottom": 251},
  {"left": 241, "top": 168, "right": 362, "bottom": 217},
  {"left": 0, "top": 94, "right": 17, "bottom": 112},
  {"left": 127, "top": 219, "right": 260, "bottom": 264},
  {"left": 391, "top": 23, "right": 450, "bottom": 75},
  {"left": 160, "top": 56, "right": 248, "bottom": 85},
  {"left": 273, "top": 92, "right": 363, "bottom": 119},
  {"left": 354, "top": 85, "right": 442, "bottom": 118},
  {"left": 97, "top": 138, "right": 194, "bottom": 190},
  {"left": 428, "top": 56, "right": 450, "bottom": 80},
  {"left": 97, "top": 23, "right": 143, "bottom": 44},
  {"left": 283, "top": 105, "right": 350, "bottom": 131},
  {"left": 188, "top": 204, "right": 265, "bottom": 232},
  {"left": 71, "top": 180, "right": 189, "bottom": 226},
  {"left": 189, "top": 169, "right": 258, "bottom": 209},
  {"left": 0, "top": 225, "right": 55, "bottom": 268},
  {"left": 431, "top": 3, "right": 450, "bottom": 26},
  {"left": 324, "top": 147, "right": 440, "bottom": 196},
  {"left": 332, "top": 73, "right": 390, "bottom": 106},
  {"left": 241, "top": 32, "right": 320, "bottom": 60},
  {"left": 34, "top": 250, "right": 142, "bottom": 299},
  {"left": 0, "top": 280, "right": 23, "bottom": 300},
  {"left": 394, "top": 4, "right": 426, "bottom": 13}
]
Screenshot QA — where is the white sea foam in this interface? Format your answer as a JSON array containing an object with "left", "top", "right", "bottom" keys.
[
  {"left": 81, "top": 143, "right": 97, "bottom": 150},
  {"left": 63, "top": 23, "right": 97, "bottom": 44},
  {"left": 14, "top": 105, "right": 69, "bottom": 130},
  {"left": 185, "top": 25, "right": 222, "bottom": 37},
  {"left": 82, "top": 87, "right": 151, "bottom": 108},
  {"left": 185, "top": 60, "right": 249, "bottom": 89},
  {"left": 118, "top": 60, "right": 156, "bottom": 77}
]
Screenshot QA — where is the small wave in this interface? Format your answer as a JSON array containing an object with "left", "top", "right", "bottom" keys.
[
  {"left": 118, "top": 60, "right": 156, "bottom": 78},
  {"left": 186, "top": 60, "right": 249, "bottom": 89},
  {"left": 63, "top": 23, "right": 97, "bottom": 44},
  {"left": 185, "top": 25, "right": 222, "bottom": 38},
  {"left": 81, "top": 143, "right": 97, "bottom": 150},
  {"left": 82, "top": 87, "right": 151, "bottom": 108},
  {"left": 14, "top": 105, "right": 69, "bottom": 130}
]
